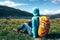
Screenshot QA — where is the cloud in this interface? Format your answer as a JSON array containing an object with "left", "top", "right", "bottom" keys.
[
  {"left": 40, "top": 9, "right": 53, "bottom": 15},
  {"left": 51, "top": 0, "right": 58, "bottom": 4},
  {"left": 40, "top": 9, "right": 60, "bottom": 15},
  {"left": 51, "top": 0, "right": 60, "bottom": 4},
  {"left": 43, "top": 0, "right": 60, "bottom": 4},
  {"left": 0, "top": 0, "right": 28, "bottom": 7},
  {"left": 55, "top": 10, "right": 60, "bottom": 13}
]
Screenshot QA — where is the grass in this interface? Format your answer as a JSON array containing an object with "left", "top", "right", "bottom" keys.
[{"left": 0, "top": 18, "right": 60, "bottom": 40}]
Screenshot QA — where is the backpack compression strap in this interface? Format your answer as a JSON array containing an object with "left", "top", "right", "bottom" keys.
[{"left": 40, "top": 18, "right": 47, "bottom": 28}]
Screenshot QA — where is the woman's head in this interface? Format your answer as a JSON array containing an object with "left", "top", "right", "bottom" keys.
[{"left": 33, "top": 7, "right": 39, "bottom": 16}]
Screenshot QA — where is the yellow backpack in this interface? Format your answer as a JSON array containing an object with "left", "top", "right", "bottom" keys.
[{"left": 38, "top": 16, "right": 50, "bottom": 37}]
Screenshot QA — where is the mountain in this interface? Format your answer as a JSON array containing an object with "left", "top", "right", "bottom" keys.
[{"left": 0, "top": 5, "right": 33, "bottom": 18}]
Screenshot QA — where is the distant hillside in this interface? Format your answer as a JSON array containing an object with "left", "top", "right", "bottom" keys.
[
  {"left": 46, "top": 14, "right": 60, "bottom": 19},
  {"left": 0, "top": 5, "right": 33, "bottom": 18}
]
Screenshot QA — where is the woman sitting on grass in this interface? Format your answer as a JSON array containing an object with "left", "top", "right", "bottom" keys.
[
  {"left": 13, "top": 7, "right": 50, "bottom": 40},
  {"left": 13, "top": 7, "right": 41, "bottom": 40}
]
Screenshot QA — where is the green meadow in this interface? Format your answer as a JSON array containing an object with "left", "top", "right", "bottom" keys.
[{"left": 0, "top": 18, "right": 60, "bottom": 40}]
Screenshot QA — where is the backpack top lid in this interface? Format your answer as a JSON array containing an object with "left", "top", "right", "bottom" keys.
[
  {"left": 40, "top": 16, "right": 49, "bottom": 23},
  {"left": 32, "top": 7, "right": 39, "bottom": 16}
]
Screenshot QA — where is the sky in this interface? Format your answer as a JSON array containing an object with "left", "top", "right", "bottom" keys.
[{"left": 0, "top": 0, "right": 60, "bottom": 15}]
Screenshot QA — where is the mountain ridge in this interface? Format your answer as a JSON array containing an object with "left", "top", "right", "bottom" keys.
[{"left": 0, "top": 5, "right": 33, "bottom": 18}]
